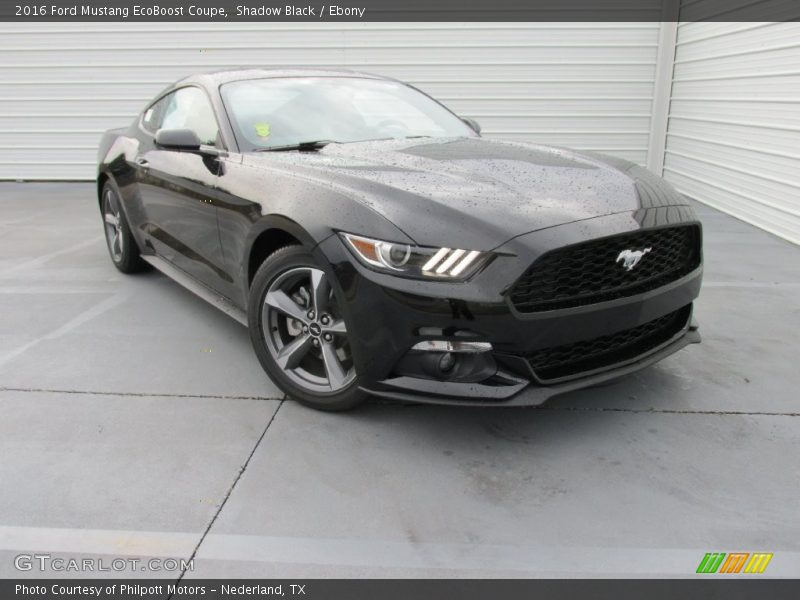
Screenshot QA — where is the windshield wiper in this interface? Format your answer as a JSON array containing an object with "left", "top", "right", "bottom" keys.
[{"left": 255, "top": 140, "right": 338, "bottom": 152}]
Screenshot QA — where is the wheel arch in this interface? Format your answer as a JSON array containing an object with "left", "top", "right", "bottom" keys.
[{"left": 245, "top": 215, "right": 325, "bottom": 290}]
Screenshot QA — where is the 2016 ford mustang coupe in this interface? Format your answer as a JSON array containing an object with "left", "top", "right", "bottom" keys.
[{"left": 97, "top": 69, "right": 702, "bottom": 411}]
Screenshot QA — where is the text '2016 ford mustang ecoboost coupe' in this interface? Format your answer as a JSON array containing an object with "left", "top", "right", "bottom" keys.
[{"left": 97, "top": 69, "right": 702, "bottom": 411}]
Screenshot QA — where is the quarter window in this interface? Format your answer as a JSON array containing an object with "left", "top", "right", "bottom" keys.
[{"left": 142, "top": 95, "right": 169, "bottom": 134}]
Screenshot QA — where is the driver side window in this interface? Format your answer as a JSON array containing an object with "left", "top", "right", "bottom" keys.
[{"left": 152, "top": 87, "right": 220, "bottom": 146}]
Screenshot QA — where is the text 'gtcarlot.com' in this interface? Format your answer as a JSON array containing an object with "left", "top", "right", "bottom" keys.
[{"left": 14, "top": 554, "right": 192, "bottom": 573}]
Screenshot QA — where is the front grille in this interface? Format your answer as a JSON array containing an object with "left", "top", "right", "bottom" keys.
[
  {"left": 527, "top": 305, "right": 691, "bottom": 382},
  {"left": 509, "top": 225, "right": 701, "bottom": 313}
]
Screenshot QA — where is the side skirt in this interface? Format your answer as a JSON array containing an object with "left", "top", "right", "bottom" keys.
[{"left": 140, "top": 255, "right": 248, "bottom": 327}]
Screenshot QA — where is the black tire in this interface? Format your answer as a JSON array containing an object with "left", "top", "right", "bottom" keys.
[
  {"left": 248, "top": 245, "right": 368, "bottom": 411},
  {"left": 100, "top": 181, "right": 149, "bottom": 274}
]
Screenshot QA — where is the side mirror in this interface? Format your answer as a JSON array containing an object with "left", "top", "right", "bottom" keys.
[
  {"left": 154, "top": 128, "right": 227, "bottom": 157},
  {"left": 155, "top": 128, "right": 202, "bottom": 150},
  {"left": 461, "top": 117, "right": 481, "bottom": 135}
]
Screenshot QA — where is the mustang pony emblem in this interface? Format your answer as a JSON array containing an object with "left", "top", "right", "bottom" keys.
[{"left": 616, "top": 247, "right": 652, "bottom": 271}]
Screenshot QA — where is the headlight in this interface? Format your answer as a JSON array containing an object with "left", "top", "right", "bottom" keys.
[{"left": 340, "top": 233, "right": 491, "bottom": 280}]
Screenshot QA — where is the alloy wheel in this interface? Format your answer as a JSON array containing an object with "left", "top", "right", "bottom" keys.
[
  {"left": 261, "top": 266, "right": 355, "bottom": 393},
  {"left": 102, "top": 189, "right": 124, "bottom": 262}
]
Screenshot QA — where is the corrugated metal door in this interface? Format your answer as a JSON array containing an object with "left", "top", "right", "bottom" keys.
[
  {"left": 0, "top": 22, "right": 661, "bottom": 180},
  {"left": 663, "top": 22, "right": 800, "bottom": 245}
]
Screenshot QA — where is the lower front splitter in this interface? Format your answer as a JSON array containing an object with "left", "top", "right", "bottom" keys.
[{"left": 360, "top": 328, "right": 701, "bottom": 407}]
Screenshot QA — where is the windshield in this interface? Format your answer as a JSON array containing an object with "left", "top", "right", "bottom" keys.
[{"left": 220, "top": 76, "right": 476, "bottom": 151}]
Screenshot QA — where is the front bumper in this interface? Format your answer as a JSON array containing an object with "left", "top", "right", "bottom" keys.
[
  {"left": 314, "top": 206, "right": 703, "bottom": 406},
  {"left": 363, "top": 324, "right": 700, "bottom": 406}
]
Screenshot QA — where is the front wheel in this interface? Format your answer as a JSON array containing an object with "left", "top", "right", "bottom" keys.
[
  {"left": 101, "top": 181, "right": 148, "bottom": 273},
  {"left": 248, "top": 245, "right": 367, "bottom": 411}
]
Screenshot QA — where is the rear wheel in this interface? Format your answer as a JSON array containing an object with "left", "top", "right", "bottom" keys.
[
  {"left": 249, "top": 245, "right": 367, "bottom": 411},
  {"left": 101, "top": 182, "right": 148, "bottom": 273}
]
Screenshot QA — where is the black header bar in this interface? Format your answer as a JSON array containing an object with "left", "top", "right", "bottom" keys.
[
  {"left": 2, "top": 0, "right": 799, "bottom": 22},
  {"left": 3, "top": 579, "right": 800, "bottom": 600}
]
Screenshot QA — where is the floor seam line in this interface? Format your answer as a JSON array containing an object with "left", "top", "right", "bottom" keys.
[
  {"left": 168, "top": 396, "right": 286, "bottom": 595},
  {"left": 0, "top": 386, "right": 284, "bottom": 402},
  {"left": 537, "top": 407, "right": 799, "bottom": 417},
  {"left": 2, "top": 387, "right": 797, "bottom": 416},
  {"left": 394, "top": 404, "right": 799, "bottom": 417}
]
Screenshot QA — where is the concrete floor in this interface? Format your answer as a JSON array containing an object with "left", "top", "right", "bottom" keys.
[{"left": 0, "top": 182, "right": 798, "bottom": 578}]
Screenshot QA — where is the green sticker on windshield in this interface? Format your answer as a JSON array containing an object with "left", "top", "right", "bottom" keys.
[{"left": 254, "top": 122, "right": 271, "bottom": 138}]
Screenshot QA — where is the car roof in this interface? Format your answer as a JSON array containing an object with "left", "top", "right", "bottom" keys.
[{"left": 175, "top": 68, "right": 391, "bottom": 89}]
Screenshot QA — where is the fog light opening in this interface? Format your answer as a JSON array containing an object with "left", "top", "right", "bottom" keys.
[
  {"left": 438, "top": 352, "right": 456, "bottom": 373},
  {"left": 395, "top": 340, "right": 497, "bottom": 383}
]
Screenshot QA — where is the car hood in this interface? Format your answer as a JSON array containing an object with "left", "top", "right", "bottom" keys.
[{"left": 243, "top": 137, "right": 687, "bottom": 249}]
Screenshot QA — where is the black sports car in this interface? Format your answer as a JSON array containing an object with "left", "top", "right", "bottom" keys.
[{"left": 97, "top": 68, "right": 702, "bottom": 411}]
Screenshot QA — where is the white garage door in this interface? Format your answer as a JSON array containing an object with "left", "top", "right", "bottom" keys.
[
  {"left": 0, "top": 22, "right": 661, "bottom": 180},
  {"left": 663, "top": 22, "right": 800, "bottom": 245}
]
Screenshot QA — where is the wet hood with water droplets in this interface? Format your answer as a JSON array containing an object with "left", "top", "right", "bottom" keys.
[{"left": 244, "top": 137, "right": 687, "bottom": 250}]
